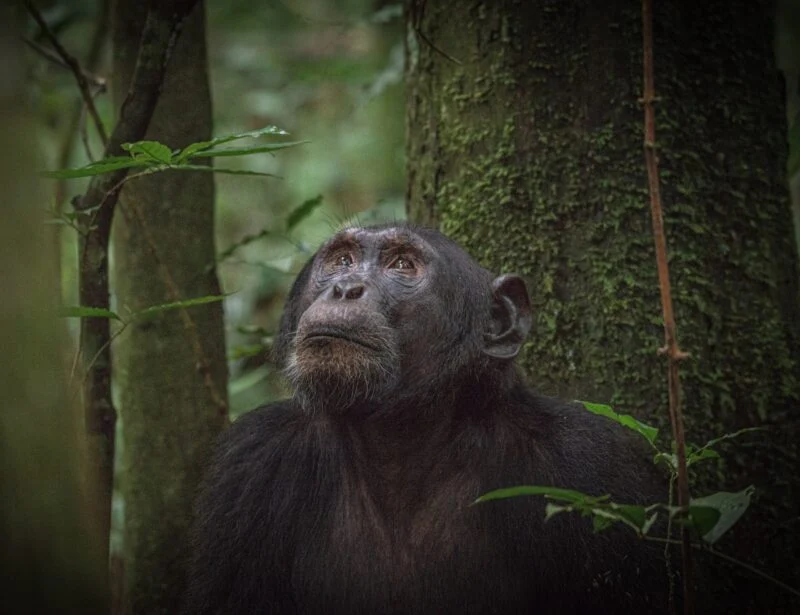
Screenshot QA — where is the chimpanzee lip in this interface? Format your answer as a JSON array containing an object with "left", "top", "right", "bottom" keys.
[{"left": 303, "top": 328, "right": 380, "bottom": 351}]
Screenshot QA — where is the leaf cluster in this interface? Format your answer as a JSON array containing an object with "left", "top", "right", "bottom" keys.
[
  {"left": 476, "top": 401, "right": 761, "bottom": 546},
  {"left": 44, "top": 126, "right": 306, "bottom": 179}
]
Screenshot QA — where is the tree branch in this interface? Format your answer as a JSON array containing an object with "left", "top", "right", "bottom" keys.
[
  {"left": 24, "top": 0, "right": 109, "bottom": 145},
  {"left": 66, "top": 0, "right": 201, "bottom": 590},
  {"left": 23, "top": 36, "right": 107, "bottom": 89}
]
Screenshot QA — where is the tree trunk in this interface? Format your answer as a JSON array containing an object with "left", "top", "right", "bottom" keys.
[
  {"left": 111, "top": 2, "right": 228, "bottom": 612},
  {"left": 405, "top": 0, "right": 800, "bottom": 611},
  {"left": 0, "top": 10, "right": 106, "bottom": 612}
]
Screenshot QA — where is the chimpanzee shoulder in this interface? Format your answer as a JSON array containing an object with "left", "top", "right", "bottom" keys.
[{"left": 184, "top": 223, "right": 673, "bottom": 615}]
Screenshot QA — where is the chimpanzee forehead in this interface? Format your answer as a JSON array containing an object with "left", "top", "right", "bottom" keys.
[{"left": 334, "top": 225, "right": 428, "bottom": 251}]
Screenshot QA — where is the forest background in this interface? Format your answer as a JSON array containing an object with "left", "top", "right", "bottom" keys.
[{"left": 2, "top": 0, "right": 799, "bottom": 613}]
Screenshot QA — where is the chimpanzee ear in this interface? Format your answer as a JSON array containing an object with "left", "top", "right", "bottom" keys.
[{"left": 483, "top": 275, "right": 532, "bottom": 360}]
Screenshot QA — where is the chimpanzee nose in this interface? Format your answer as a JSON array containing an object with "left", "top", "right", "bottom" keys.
[{"left": 331, "top": 282, "right": 365, "bottom": 300}]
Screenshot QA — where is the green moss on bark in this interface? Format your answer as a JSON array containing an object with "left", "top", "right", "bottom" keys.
[{"left": 406, "top": 1, "right": 800, "bottom": 609}]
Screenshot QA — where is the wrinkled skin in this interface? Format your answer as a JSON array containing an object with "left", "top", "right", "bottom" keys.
[{"left": 184, "top": 224, "right": 673, "bottom": 615}]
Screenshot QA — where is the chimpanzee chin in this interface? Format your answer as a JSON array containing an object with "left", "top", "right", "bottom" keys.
[{"left": 184, "top": 223, "right": 672, "bottom": 615}]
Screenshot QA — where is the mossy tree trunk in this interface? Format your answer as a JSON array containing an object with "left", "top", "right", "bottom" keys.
[
  {"left": 111, "top": 2, "right": 228, "bottom": 613},
  {"left": 406, "top": 0, "right": 800, "bottom": 610}
]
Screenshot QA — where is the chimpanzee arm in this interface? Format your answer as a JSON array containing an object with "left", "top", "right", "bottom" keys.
[{"left": 181, "top": 402, "right": 305, "bottom": 615}]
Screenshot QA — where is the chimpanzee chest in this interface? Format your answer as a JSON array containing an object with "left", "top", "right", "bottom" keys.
[{"left": 284, "top": 472, "right": 536, "bottom": 615}]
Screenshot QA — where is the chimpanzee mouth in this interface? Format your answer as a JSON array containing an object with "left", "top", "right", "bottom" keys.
[{"left": 302, "top": 328, "right": 380, "bottom": 352}]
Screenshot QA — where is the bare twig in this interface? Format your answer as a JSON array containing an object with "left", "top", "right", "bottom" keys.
[
  {"left": 640, "top": 1, "right": 693, "bottom": 613},
  {"left": 23, "top": 37, "right": 107, "bottom": 89},
  {"left": 644, "top": 536, "right": 800, "bottom": 600},
  {"left": 24, "top": 1, "right": 109, "bottom": 146},
  {"left": 52, "top": 0, "right": 109, "bottom": 293}
]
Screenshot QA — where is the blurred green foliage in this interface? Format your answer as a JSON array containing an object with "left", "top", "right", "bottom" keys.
[{"left": 30, "top": 0, "right": 407, "bottom": 419}]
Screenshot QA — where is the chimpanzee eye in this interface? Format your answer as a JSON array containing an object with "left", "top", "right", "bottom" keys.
[
  {"left": 337, "top": 253, "right": 354, "bottom": 268},
  {"left": 389, "top": 256, "right": 415, "bottom": 271}
]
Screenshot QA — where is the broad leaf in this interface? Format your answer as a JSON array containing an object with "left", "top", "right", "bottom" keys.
[
  {"left": 578, "top": 401, "right": 659, "bottom": 445},
  {"left": 121, "top": 141, "right": 173, "bottom": 164},
  {"left": 689, "top": 486, "right": 755, "bottom": 544},
  {"left": 612, "top": 504, "right": 647, "bottom": 529}
]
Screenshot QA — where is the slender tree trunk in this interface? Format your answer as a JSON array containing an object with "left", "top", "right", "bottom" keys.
[
  {"left": 0, "top": 9, "right": 106, "bottom": 612},
  {"left": 111, "top": 2, "right": 228, "bottom": 612},
  {"left": 406, "top": 0, "right": 800, "bottom": 611}
]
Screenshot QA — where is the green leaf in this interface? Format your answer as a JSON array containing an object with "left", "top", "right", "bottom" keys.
[
  {"left": 121, "top": 141, "right": 174, "bottom": 164},
  {"left": 131, "top": 294, "right": 228, "bottom": 320},
  {"left": 641, "top": 510, "right": 659, "bottom": 535},
  {"left": 167, "top": 164, "right": 278, "bottom": 177},
  {"left": 189, "top": 141, "right": 308, "bottom": 159},
  {"left": 578, "top": 401, "right": 659, "bottom": 445},
  {"left": 686, "top": 447, "right": 720, "bottom": 467},
  {"left": 592, "top": 514, "right": 614, "bottom": 533},
  {"left": 475, "top": 485, "right": 604, "bottom": 505},
  {"left": 59, "top": 306, "right": 122, "bottom": 321},
  {"left": 176, "top": 126, "right": 289, "bottom": 163},
  {"left": 228, "top": 344, "right": 268, "bottom": 361},
  {"left": 217, "top": 228, "right": 272, "bottom": 264},
  {"left": 653, "top": 452, "right": 677, "bottom": 471},
  {"left": 689, "top": 486, "right": 755, "bottom": 544},
  {"left": 683, "top": 505, "right": 720, "bottom": 539},
  {"left": 286, "top": 195, "right": 324, "bottom": 231},
  {"left": 544, "top": 503, "right": 571, "bottom": 521},
  {"left": 685, "top": 427, "right": 762, "bottom": 468},
  {"left": 42, "top": 156, "right": 148, "bottom": 179},
  {"left": 611, "top": 504, "right": 647, "bottom": 529}
]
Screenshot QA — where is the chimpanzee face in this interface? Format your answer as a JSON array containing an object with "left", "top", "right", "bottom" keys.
[{"left": 275, "top": 225, "right": 531, "bottom": 414}]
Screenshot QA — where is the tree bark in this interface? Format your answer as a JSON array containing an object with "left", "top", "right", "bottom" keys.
[
  {"left": 111, "top": 2, "right": 228, "bottom": 612},
  {"left": 406, "top": 0, "right": 800, "bottom": 611}
]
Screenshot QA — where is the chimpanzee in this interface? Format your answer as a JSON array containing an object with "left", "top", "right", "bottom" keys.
[{"left": 183, "top": 223, "right": 671, "bottom": 614}]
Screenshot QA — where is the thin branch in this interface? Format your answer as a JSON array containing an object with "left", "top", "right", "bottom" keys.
[
  {"left": 644, "top": 536, "right": 800, "bottom": 600},
  {"left": 24, "top": 1, "right": 109, "bottom": 146},
  {"left": 52, "top": 0, "right": 109, "bottom": 297},
  {"left": 23, "top": 37, "right": 107, "bottom": 89},
  {"left": 640, "top": 1, "right": 693, "bottom": 613}
]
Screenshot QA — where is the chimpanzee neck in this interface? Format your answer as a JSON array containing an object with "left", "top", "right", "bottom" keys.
[{"left": 328, "top": 365, "right": 525, "bottom": 468}]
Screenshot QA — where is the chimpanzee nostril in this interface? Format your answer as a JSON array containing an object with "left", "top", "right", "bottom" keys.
[
  {"left": 331, "top": 283, "right": 364, "bottom": 300},
  {"left": 345, "top": 284, "right": 364, "bottom": 300}
]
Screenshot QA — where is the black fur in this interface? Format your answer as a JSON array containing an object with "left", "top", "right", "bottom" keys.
[{"left": 184, "top": 224, "right": 670, "bottom": 614}]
